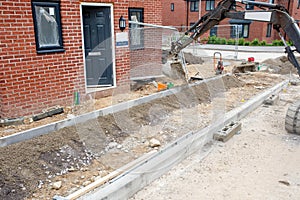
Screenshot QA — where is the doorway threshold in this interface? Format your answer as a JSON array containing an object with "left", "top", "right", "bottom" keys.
[{"left": 86, "top": 85, "right": 115, "bottom": 93}]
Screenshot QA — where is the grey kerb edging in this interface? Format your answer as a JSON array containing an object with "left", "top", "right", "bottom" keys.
[
  {"left": 55, "top": 80, "right": 288, "bottom": 200},
  {"left": 0, "top": 75, "right": 223, "bottom": 147}
]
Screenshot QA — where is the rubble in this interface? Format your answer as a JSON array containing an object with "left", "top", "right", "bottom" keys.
[
  {"left": 52, "top": 181, "right": 62, "bottom": 190},
  {"left": 149, "top": 138, "right": 161, "bottom": 148}
]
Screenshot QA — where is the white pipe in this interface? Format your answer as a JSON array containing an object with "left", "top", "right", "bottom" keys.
[{"left": 128, "top": 21, "right": 177, "bottom": 30}]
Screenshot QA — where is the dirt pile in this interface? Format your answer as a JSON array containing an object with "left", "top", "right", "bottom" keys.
[
  {"left": 183, "top": 52, "right": 204, "bottom": 65},
  {"left": 161, "top": 50, "right": 204, "bottom": 65},
  {"left": 261, "top": 56, "right": 299, "bottom": 75}
]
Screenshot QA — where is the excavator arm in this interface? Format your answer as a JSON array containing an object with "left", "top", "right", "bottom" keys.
[
  {"left": 170, "top": 0, "right": 300, "bottom": 74},
  {"left": 170, "top": 0, "right": 236, "bottom": 56}
]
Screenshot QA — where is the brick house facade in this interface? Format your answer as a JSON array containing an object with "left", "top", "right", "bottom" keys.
[
  {"left": 0, "top": 0, "right": 162, "bottom": 118},
  {"left": 162, "top": 0, "right": 300, "bottom": 43}
]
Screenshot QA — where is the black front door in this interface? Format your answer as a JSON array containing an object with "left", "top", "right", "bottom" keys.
[{"left": 82, "top": 6, "right": 113, "bottom": 86}]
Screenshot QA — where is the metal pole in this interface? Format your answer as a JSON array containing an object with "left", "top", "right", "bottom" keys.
[{"left": 235, "top": 24, "right": 239, "bottom": 60}]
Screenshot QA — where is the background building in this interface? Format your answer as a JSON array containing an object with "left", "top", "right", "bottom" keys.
[{"left": 162, "top": 0, "right": 300, "bottom": 43}]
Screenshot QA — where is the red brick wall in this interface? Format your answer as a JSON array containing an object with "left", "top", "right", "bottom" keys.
[
  {"left": 162, "top": 0, "right": 187, "bottom": 28},
  {"left": 1, "top": 0, "right": 86, "bottom": 118},
  {"left": 0, "top": 0, "right": 162, "bottom": 118}
]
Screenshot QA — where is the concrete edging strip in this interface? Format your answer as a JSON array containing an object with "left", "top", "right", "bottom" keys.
[
  {"left": 61, "top": 80, "right": 288, "bottom": 200},
  {"left": 0, "top": 75, "right": 223, "bottom": 147}
]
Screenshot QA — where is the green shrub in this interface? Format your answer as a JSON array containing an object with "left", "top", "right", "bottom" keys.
[
  {"left": 238, "top": 38, "right": 245, "bottom": 46},
  {"left": 215, "top": 37, "right": 221, "bottom": 44},
  {"left": 227, "top": 39, "right": 235, "bottom": 45},
  {"left": 272, "top": 40, "right": 278, "bottom": 46},
  {"left": 250, "top": 38, "right": 260, "bottom": 46},
  {"left": 244, "top": 41, "right": 250, "bottom": 46},
  {"left": 287, "top": 40, "right": 293, "bottom": 46},
  {"left": 272, "top": 39, "right": 284, "bottom": 46},
  {"left": 208, "top": 35, "right": 217, "bottom": 44},
  {"left": 220, "top": 38, "right": 227, "bottom": 45},
  {"left": 260, "top": 40, "right": 267, "bottom": 46}
]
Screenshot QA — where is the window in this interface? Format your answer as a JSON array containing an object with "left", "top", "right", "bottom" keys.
[
  {"left": 266, "top": 23, "right": 272, "bottom": 37},
  {"left": 210, "top": 26, "right": 218, "bottom": 36},
  {"left": 243, "top": 24, "right": 249, "bottom": 38},
  {"left": 231, "top": 24, "right": 249, "bottom": 38},
  {"left": 171, "top": 3, "right": 174, "bottom": 11},
  {"left": 32, "top": 1, "right": 64, "bottom": 53},
  {"left": 129, "top": 8, "right": 144, "bottom": 50},
  {"left": 269, "top": 0, "right": 274, "bottom": 3},
  {"left": 190, "top": 1, "right": 199, "bottom": 12},
  {"left": 206, "top": 0, "right": 215, "bottom": 11},
  {"left": 298, "top": 0, "right": 300, "bottom": 9},
  {"left": 246, "top": 0, "right": 255, "bottom": 10},
  {"left": 189, "top": 22, "right": 196, "bottom": 32}
]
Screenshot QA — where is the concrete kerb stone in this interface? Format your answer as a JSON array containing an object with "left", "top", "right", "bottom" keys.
[
  {"left": 0, "top": 75, "right": 225, "bottom": 147},
  {"left": 65, "top": 80, "right": 289, "bottom": 200}
]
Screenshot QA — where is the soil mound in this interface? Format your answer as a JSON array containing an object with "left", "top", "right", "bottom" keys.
[
  {"left": 262, "top": 56, "right": 299, "bottom": 75},
  {"left": 183, "top": 52, "right": 204, "bottom": 65}
]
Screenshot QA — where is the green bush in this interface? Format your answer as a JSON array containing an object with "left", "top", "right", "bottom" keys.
[
  {"left": 278, "top": 40, "right": 284, "bottom": 46},
  {"left": 260, "top": 40, "right": 267, "bottom": 46},
  {"left": 250, "top": 38, "right": 260, "bottom": 46},
  {"left": 215, "top": 37, "right": 221, "bottom": 44},
  {"left": 204, "top": 36, "right": 288, "bottom": 47},
  {"left": 244, "top": 41, "right": 250, "bottom": 46},
  {"left": 272, "top": 40, "right": 278, "bottom": 46},
  {"left": 227, "top": 39, "right": 235, "bottom": 45},
  {"left": 208, "top": 35, "right": 217, "bottom": 44},
  {"left": 220, "top": 38, "right": 227, "bottom": 45},
  {"left": 238, "top": 38, "right": 245, "bottom": 46},
  {"left": 272, "top": 39, "right": 285, "bottom": 46},
  {"left": 287, "top": 40, "right": 293, "bottom": 46}
]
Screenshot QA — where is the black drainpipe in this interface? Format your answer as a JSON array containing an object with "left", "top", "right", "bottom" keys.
[{"left": 186, "top": 0, "right": 189, "bottom": 31}]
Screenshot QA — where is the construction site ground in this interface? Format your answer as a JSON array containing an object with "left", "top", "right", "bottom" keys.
[
  {"left": 0, "top": 49, "right": 300, "bottom": 200},
  {"left": 132, "top": 81, "right": 300, "bottom": 200}
]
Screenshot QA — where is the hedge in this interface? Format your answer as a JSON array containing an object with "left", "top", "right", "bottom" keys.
[{"left": 202, "top": 36, "right": 287, "bottom": 46}]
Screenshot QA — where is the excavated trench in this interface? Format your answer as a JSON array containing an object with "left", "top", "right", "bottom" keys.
[{"left": 0, "top": 73, "right": 284, "bottom": 200}]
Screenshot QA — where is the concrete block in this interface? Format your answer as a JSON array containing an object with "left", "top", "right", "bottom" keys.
[
  {"left": 214, "top": 121, "right": 242, "bottom": 142},
  {"left": 263, "top": 94, "right": 279, "bottom": 105},
  {"left": 290, "top": 80, "right": 300, "bottom": 86}
]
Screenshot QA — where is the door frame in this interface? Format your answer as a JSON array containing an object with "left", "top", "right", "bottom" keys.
[{"left": 80, "top": 2, "right": 116, "bottom": 93}]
